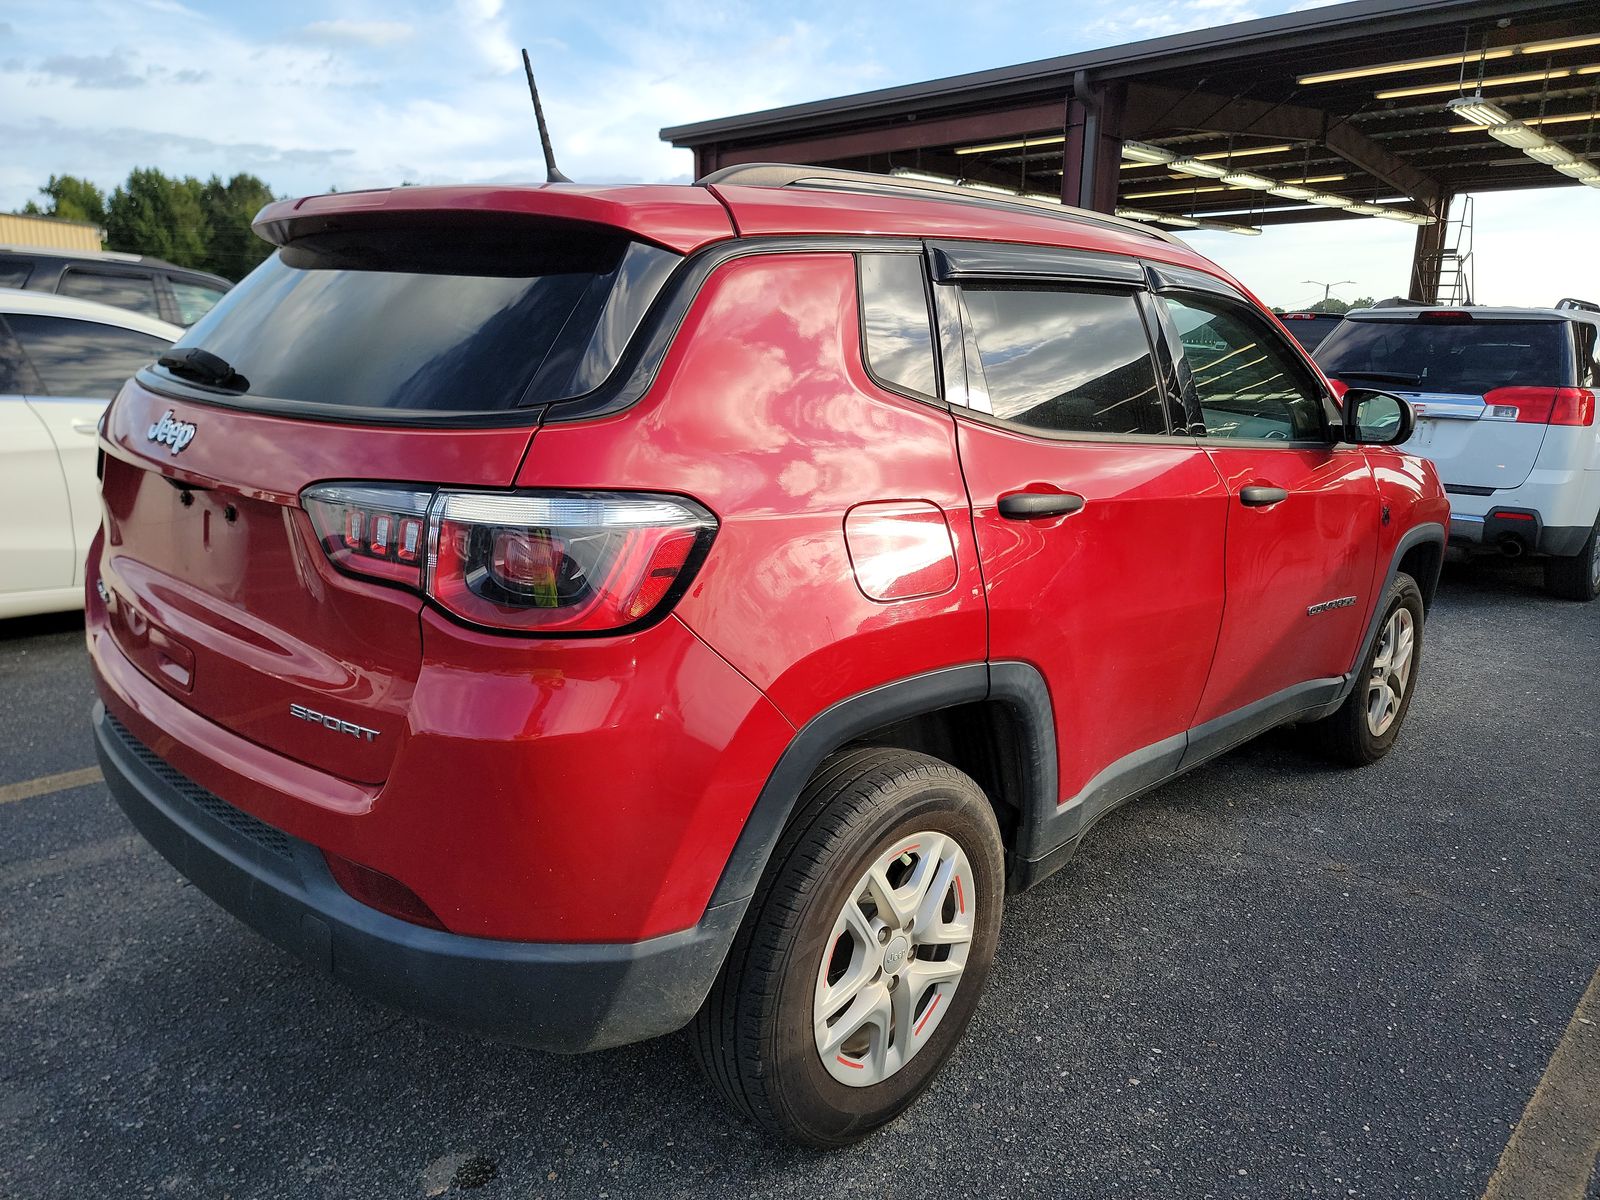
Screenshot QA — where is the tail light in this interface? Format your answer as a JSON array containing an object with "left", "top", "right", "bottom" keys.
[
  {"left": 302, "top": 483, "right": 716, "bottom": 635},
  {"left": 1482, "top": 386, "right": 1598, "bottom": 427}
]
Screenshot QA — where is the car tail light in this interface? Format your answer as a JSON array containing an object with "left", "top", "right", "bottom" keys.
[
  {"left": 1418, "top": 310, "right": 1473, "bottom": 322},
  {"left": 428, "top": 491, "right": 714, "bottom": 633},
  {"left": 301, "top": 483, "right": 717, "bottom": 635},
  {"left": 303, "top": 484, "right": 432, "bottom": 587},
  {"left": 1482, "top": 387, "right": 1597, "bottom": 427}
]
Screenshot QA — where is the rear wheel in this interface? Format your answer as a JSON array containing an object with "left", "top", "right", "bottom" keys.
[
  {"left": 1543, "top": 517, "right": 1600, "bottom": 602},
  {"left": 692, "top": 747, "right": 1003, "bottom": 1147},
  {"left": 1302, "top": 572, "right": 1425, "bottom": 766}
]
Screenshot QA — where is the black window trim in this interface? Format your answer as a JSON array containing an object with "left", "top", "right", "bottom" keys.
[
  {"left": 929, "top": 249, "right": 1200, "bottom": 446},
  {"left": 853, "top": 248, "right": 946, "bottom": 408},
  {"left": 1148, "top": 281, "right": 1343, "bottom": 449}
]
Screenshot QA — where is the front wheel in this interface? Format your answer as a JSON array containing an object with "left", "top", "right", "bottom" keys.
[
  {"left": 1302, "top": 572, "right": 1425, "bottom": 766},
  {"left": 692, "top": 747, "right": 1004, "bottom": 1147},
  {"left": 1544, "top": 517, "right": 1600, "bottom": 602}
]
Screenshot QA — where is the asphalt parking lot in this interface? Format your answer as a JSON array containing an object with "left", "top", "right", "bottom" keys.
[{"left": 1, "top": 558, "right": 1596, "bottom": 1200}]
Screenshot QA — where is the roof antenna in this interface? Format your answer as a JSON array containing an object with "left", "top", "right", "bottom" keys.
[{"left": 522, "top": 48, "right": 571, "bottom": 183}]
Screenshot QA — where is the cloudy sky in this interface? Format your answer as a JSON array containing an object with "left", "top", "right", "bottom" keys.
[{"left": 1, "top": 0, "right": 1593, "bottom": 308}]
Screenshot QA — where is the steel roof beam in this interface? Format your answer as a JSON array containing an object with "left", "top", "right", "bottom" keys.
[{"left": 1122, "top": 82, "right": 1443, "bottom": 203}]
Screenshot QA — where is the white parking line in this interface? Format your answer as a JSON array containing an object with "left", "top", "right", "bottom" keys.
[
  {"left": 0, "top": 766, "right": 103, "bottom": 806},
  {"left": 1482, "top": 964, "right": 1600, "bottom": 1200}
]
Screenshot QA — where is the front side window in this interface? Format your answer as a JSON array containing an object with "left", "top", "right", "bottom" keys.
[
  {"left": 1163, "top": 295, "right": 1326, "bottom": 442},
  {"left": 6, "top": 314, "right": 171, "bottom": 399},
  {"left": 859, "top": 253, "right": 938, "bottom": 401},
  {"left": 56, "top": 269, "right": 163, "bottom": 319},
  {"left": 960, "top": 286, "right": 1166, "bottom": 436}
]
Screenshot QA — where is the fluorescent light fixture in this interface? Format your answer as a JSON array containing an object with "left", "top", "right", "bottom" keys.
[
  {"left": 1221, "top": 171, "right": 1275, "bottom": 189},
  {"left": 1223, "top": 224, "right": 1262, "bottom": 236},
  {"left": 1345, "top": 203, "right": 1386, "bottom": 215},
  {"left": 1310, "top": 193, "right": 1354, "bottom": 208},
  {"left": 1191, "top": 143, "right": 1293, "bottom": 161},
  {"left": 1520, "top": 35, "right": 1600, "bottom": 55},
  {"left": 1169, "top": 158, "right": 1231, "bottom": 179},
  {"left": 1377, "top": 68, "right": 1576, "bottom": 100},
  {"left": 1115, "top": 207, "right": 1164, "bottom": 222},
  {"left": 1524, "top": 143, "right": 1579, "bottom": 166},
  {"left": 889, "top": 169, "right": 959, "bottom": 184},
  {"left": 1117, "top": 207, "right": 1261, "bottom": 236},
  {"left": 1486, "top": 122, "right": 1548, "bottom": 149},
  {"left": 1450, "top": 110, "right": 1593, "bottom": 133},
  {"left": 1583, "top": 176, "right": 1600, "bottom": 189},
  {"left": 1375, "top": 210, "right": 1436, "bottom": 224},
  {"left": 1124, "top": 185, "right": 1227, "bottom": 198},
  {"left": 956, "top": 133, "right": 1067, "bottom": 156},
  {"left": 1121, "top": 140, "right": 1176, "bottom": 165},
  {"left": 1553, "top": 160, "right": 1600, "bottom": 180},
  {"left": 1298, "top": 47, "right": 1514, "bottom": 85},
  {"left": 1447, "top": 96, "right": 1513, "bottom": 127},
  {"left": 1155, "top": 215, "right": 1201, "bottom": 228},
  {"left": 1268, "top": 184, "right": 1316, "bottom": 200}
]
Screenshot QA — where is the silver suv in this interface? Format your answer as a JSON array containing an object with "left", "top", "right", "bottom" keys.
[{"left": 1316, "top": 300, "right": 1600, "bottom": 600}]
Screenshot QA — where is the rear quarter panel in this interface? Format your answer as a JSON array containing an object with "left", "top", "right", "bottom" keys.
[{"left": 516, "top": 250, "right": 988, "bottom": 726}]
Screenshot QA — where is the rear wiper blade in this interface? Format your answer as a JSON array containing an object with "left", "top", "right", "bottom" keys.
[
  {"left": 1328, "top": 369, "right": 1421, "bottom": 385},
  {"left": 157, "top": 346, "right": 249, "bottom": 392}
]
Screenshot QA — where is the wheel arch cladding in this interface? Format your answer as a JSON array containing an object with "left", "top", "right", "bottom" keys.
[{"left": 706, "top": 662, "right": 1059, "bottom": 910}]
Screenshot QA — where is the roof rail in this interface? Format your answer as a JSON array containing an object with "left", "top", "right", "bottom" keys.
[
  {"left": 1556, "top": 297, "right": 1600, "bottom": 314},
  {"left": 696, "top": 162, "right": 1182, "bottom": 246}
]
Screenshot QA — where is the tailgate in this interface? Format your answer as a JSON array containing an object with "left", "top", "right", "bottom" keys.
[
  {"left": 1400, "top": 390, "right": 1548, "bottom": 491},
  {"left": 98, "top": 382, "right": 533, "bottom": 784}
]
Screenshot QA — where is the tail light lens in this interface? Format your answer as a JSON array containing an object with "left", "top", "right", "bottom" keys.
[
  {"left": 1482, "top": 386, "right": 1598, "bottom": 427},
  {"left": 301, "top": 483, "right": 716, "bottom": 635}
]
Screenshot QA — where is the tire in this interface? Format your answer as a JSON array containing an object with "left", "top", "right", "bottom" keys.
[
  {"left": 1302, "top": 572, "right": 1426, "bottom": 766},
  {"left": 1543, "top": 518, "right": 1600, "bottom": 602},
  {"left": 692, "top": 747, "right": 1004, "bottom": 1148}
]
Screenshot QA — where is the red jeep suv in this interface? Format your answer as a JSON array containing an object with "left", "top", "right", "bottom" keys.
[{"left": 87, "top": 165, "right": 1447, "bottom": 1146}]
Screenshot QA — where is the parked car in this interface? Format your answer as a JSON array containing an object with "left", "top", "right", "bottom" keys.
[
  {"left": 0, "top": 246, "right": 232, "bottom": 328},
  {"left": 0, "top": 289, "right": 179, "bottom": 619},
  {"left": 1316, "top": 300, "right": 1600, "bottom": 600},
  {"left": 1278, "top": 309, "right": 1345, "bottom": 351},
  {"left": 86, "top": 169, "right": 1447, "bottom": 1147}
]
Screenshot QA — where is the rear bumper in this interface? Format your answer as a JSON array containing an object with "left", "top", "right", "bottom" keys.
[
  {"left": 1449, "top": 512, "right": 1591, "bottom": 556},
  {"left": 95, "top": 702, "right": 743, "bottom": 1052}
]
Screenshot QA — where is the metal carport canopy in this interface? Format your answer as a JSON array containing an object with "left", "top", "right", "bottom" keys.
[{"left": 661, "top": 0, "right": 1599, "bottom": 298}]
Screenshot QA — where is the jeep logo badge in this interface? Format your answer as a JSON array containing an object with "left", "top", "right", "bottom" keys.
[{"left": 146, "top": 410, "right": 196, "bottom": 455}]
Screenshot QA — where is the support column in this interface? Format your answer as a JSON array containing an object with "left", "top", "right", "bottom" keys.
[
  {"left": 1061, "top": 74, "right": 1125, "bottom": 212},
  {"left": 1408, "top": 192, "right": 1454, "bottom": 302}
]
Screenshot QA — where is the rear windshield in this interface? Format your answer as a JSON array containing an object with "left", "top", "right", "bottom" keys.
[
  {"left": 1315, "top": 318, "right": 1571, "bottom": 394},
  {"left": 1279, "top": 315, "right": 1339, "bottom": 352},
  {"left": 152, "top": 220, "right": 678, "bottom": 415}
]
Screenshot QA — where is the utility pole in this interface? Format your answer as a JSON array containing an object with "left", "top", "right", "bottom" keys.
[{"left": 1304, "top": 279, "right": 1355, "bottom": 304}]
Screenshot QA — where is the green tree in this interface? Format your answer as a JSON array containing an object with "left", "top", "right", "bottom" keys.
[
  {"left": 20, "top": 175, "right": 108, "bottom": 227},
  {"left": 104, "top": 168, "right": 208, "bottom": 269},
  {"left": 198, "top": 173, "right": 277, "bottom": 280},
  {"left": 1310, "top": 297, "right": 1351, "bottom": 314}
]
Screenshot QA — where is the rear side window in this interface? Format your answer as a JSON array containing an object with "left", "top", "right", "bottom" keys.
[
  {"left": 1316, "top": 318, "right": 1570, "bottom": 393},
  {"left": 859, "top": 253, "right": 938, "bottom": 400},
  {"left": 0, "top": 262, "right": 32, "bottom": 290},
  {"left": 159, "top": 221, "right": 678, "bottom": 415},
  {"left": 170, "top": 279, "right": 228, "bottom": 327},
  {"left": 0, "top": 318, "right": 43, "bottom": 394},
  {"left": 7, "top": 314, "right": 171, "bottom": 399},
  {"left": 1163, "top": 295, "right": 1326, "bottom": 442},
  {"left": 56, "top": 269, "right": 163, "bottom": 318},
  {"left": 960, "top": 287, "right": 1165, "bottom": 436}
]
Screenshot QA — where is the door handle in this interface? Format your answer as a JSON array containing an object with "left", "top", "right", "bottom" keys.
[
  {"left": 1239, "top": 485, "right": 1289, "bottom": 507},
  {"left": 71, "top": 419, "right": 99, "bottom": 435},
  {"left": 997, "top": 491, "right": 1086, "bottom": 519}
]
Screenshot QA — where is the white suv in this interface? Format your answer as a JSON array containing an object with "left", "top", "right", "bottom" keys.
[{"left": 1316, "top": 300, "right": 1600, "bottom": 601}]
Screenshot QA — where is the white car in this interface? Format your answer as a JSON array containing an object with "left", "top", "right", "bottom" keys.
[
  {"left": 1317, "top": 300, "right": 1600, "bottom": 601},
  {"left": 1, "top": 288, "right": 180, "bottom": 619}
]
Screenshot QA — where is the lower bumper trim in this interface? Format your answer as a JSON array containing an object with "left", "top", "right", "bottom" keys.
[{"left": 94, "top": 703, "right": 742, "bottom": 1053}]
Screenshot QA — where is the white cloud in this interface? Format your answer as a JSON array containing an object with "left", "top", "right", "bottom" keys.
[{"left": 295, "top": 20, "right": 416, "bottom": 48}]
